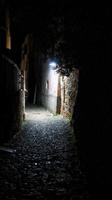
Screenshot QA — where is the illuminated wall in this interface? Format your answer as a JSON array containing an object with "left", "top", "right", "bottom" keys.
[
  {"left": 41, "top": 60, "right": 60, "bottom": 114},
  {"left": 60, "top": 69, "right": 79, "bottom": 118}
]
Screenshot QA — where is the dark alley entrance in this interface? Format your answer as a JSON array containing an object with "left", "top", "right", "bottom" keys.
[{"left": 0, "top": 106, "right": 90, "bottom": 199}]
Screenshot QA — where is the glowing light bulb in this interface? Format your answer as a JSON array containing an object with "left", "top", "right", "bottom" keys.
[{"left": 49, "top": 62, "right": 57, "bottom": 68}]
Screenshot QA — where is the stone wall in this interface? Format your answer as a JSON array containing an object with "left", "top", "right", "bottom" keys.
[
  {"left": 0, "top": 51, "right": 23, "bottom": 143},
  {"left": 20, "top": 34, "right": 33, "bottom": 110},
  {"left": 60, "top": 68, "right": 79, "bottom": 119}
]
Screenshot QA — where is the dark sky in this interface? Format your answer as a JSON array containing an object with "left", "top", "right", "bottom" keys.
[
  {"left": 0, "top": 1, "right": 110, "bottom": 67},
  {"left": 10, "top": 0, "right": 65, "bottom": 45}
]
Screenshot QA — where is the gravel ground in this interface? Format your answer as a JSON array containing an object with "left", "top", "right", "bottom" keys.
[{"left": 0, "top": 107, "right": 91, "bottom": 200}]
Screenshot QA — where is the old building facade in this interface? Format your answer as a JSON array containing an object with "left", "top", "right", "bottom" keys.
[{"left": 40, "top": 59, "right": 79, "bottom": 118}]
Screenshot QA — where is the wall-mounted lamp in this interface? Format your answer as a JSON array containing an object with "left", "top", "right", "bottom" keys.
[
  {"left": 49, "top": 61, "right": 70, "bottom": 76},
  {"left": 49, "top": 62, "right": 57, "bottom": 69}
]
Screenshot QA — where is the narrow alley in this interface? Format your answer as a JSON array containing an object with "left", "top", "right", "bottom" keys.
[
  {"left": 1, "top": 2, "right": 110, "bottom": 199},
  {"left": 0, "top": 107, "right": 90, "bottom": 200}
]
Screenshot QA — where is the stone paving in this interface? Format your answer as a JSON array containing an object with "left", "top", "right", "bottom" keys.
[{"left": 0, "top": 107, "right": 91, "bottom": 200}]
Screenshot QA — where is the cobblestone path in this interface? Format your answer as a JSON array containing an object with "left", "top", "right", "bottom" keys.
[{"left": 0, "top": 107, "right": 91, "bottom": 200}]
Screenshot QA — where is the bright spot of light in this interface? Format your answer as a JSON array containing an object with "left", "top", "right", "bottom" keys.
[{"left": 49, "top": 62, "right": 57, "bottom": 68}]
